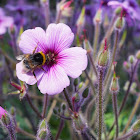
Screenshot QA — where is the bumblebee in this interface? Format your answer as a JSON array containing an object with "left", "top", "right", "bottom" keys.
[{"left": 16, "top": 47, "right": 46, "bottom": 77}]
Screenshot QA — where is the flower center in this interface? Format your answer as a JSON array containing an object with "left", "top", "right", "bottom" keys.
[{"left": 46, "top": 51, "right": 57, "bottom": 66}]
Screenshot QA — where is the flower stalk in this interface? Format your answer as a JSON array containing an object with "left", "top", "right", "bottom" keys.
[
  {"left": 42, "top": 94, "right": 48, "bottom": 118},
  {"left": 122, "top": 95, "right": 140, "bottom": 134},
  {"left": 98, "top": 69, "right": 104, "bottom": 140}
]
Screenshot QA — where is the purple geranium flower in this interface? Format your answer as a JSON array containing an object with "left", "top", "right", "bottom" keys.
[
  {"left": 0, "top": 8, "right": 13, "bottom": 35},
  {"left": 16, "top": 23, "right": 87, "bottom": 95},
  {"left": 0, "top": 106, "right": 6, "bottom": 119},
  {"left": 108, "top": 0, "right": 140, "bottom": 21}
]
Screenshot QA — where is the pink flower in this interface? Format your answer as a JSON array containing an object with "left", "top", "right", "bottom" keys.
[
  {"left": 16, "top": 23, "right": 87, "bottom": 95},
  {"left": 0, "top": 8, "right": 13, "bottom": 35},
  {"left": 0, "top": 106, "right": 6, "bottom": 119}
]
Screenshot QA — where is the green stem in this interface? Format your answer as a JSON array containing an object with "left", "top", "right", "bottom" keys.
[
  {"left": 112, "top": 93, "right": 119, "bottom": 138},
  {"left": 56, "top": 10, "right": 62, "bottom": 24},
  {"left": 45, "top": 0, "right": 50, "bottom": 27},
  {"left": 98, "top": 69, "right": 103, "bottom": 140},
  {"left": 93, "top": 22, "right": 100, "bottom": 59},
  {"left": 16, "top": 127, "right": 36, "bottom": 139},
  {"left": 116, "top": 129, "right": 134, "bottom": 140},
  {"left": 26, "top": 94, "right": 42, "bottom": 119},
  {"left": 84, "top": 69, "right": 96, "bottom": 95},
  {"left": 104, "top": 30, "right": 119, "bottom": 84},
  {"left": 42, "top": 94, "right": 48, "bottom": 118},
  {"left": 122, "top": 95, "right": 140, "bottom": 134},
  {"left": 63, "top": 89, "right": 73, "bottom": 111}
]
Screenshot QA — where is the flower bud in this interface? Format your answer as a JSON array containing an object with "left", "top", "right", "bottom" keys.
[
  {"left": 10, "top": 107, "right": 16, "bottom": 116},
  {"left": 132, "top": 120, "right": 140, "bottom": 133},
  {"left": 38, "top": 129, "right": 47, "bottom": 139},
  {"left": 0, "top": 106, "right": 7, "bottom": 119},
  {"left": 61, "top": 103, "right": 66, "bottom": 111},
  {"left": 73, "top": 93, "right": 80, "bottom": 102},
  {"left": 123, "top": 61, "right": 130, "bottom": 71},
  {"left": 128, "top": 55, "right": 135, "bottom": 64},
  {"left": 82, "top": 88, "right": 89, "bottom": 98},
  {"left": 8, "top": 24, "right": 16, "bottom": 36},
  {"left": 110, "top": 73, "right": 119, "bottom": 93},
  {"left": 83, "top": 39, "right": 93, "bottom": 53},
  {"left": 103, "top": 14, "right": 109, "bottom": 29},
  {"left": 53, "top": 109, "right": 58, "bottom": 115},
  {"left": 78, "top": 82, "right": 83, "bottom": 89},
  {"left": 136, "top": 50, "right": 140, "bottom": 60},
  {"left": 72, "top": 114, "right": 86, "bottom": 132},
  {"left": 76, "top": 7, "right": 85, "bottom": 34},
  {"left": 1, "top": 114, "right": 11, "bottom": 126},
  {"left": 74, "top": 78, "right": 78, "bottom": 87},
  {"left": 98, "top": 40, "right": 109, "bottom": 67},
  {"left": 115, "top": 7, "right": 122, "bottom": 15},
  {"left": 10, "top": 81, "right": 28, "bottom": 100},
  {"left": 115, "top": 17, "right": 125, "bottom": 31},
  {"left": 93, "top": 8, "right": 102, "bottom": 24}
]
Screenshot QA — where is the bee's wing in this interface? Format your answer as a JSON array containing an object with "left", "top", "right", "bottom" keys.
[{"left": 16, "top": 55, "right": 25, "bottom": 60}]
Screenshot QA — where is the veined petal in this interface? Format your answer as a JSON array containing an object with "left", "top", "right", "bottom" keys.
[
  {"left": 37, "top": 65, "right": 70, "bottom": 95},
  {"left": 19, "top": 27, "right": 47, "bottom": 54},
  {"left": 16, "top": 61, "right": 44, "bottom": 85},
  {"left": 46, "top": 23, "right": 74, "bottom": 54},
  {"left": 57, "top": 47, "right": 87, "bottom": 78}
]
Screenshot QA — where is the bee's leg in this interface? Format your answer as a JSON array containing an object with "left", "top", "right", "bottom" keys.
[
  {"left": 32, "top": 42, "right": 39, "bottom": 54},
  {"left": 32, "top": 70, "right": 37, "bottom": 81},
  {"left": 41, "top": 67, "right": 47, "bottom": 73}
]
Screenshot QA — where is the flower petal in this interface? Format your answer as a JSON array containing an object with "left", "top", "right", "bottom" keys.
[
  {"left": 19, "top": 27, "right": 47, "bottom": 54},
  {"left": 37, "top": 65, "right": 70, "bottom": 95},
  {"left": 46, "top": 23, "right": 74, "bottom": 54},
  {"left": 16, "top": 61, "right": 44, "bottom": 85},
  {"left": 57, "top": 47, "right": 87, "bottom": 78}
]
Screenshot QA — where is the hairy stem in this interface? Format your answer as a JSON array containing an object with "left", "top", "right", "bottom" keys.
[
  {"left": 116, "top": 129, "right": 134, "bottom": 140},
  {"left": 122, "top": 95, "right": 140, "bottom": 134},
  {"left": 45, "top": 0, "right": 50, "bottom": 27},
  {"left": 108, "top": 60, "right": 139, "bottom": 137},
  {"left": 112, "top": 93, "right": 119, "bottom": 138},
  {"left": 88, "top": 52, "right": 98, "bottom": 77},
  {"left": 55, "top": 119, "right": 64, "bottom": 140},
  {"left": 16, "top": 127, "right": 36, "bottom": 139},
  {"left": 84, "top": 69, "right": 96, "bottom": 95},
  {"left": 26, "top": 94, "right": 42, "bottom": 119},
  {"left": 56, "top": 10, "right": 62, "bottom": 24},
  {"left": 98, "top": 69, "right": 103, "bottom": 140},
  {"left": 104, "top": 30, "right": 119, "bottom": 84},
  {"left": 63, "top": 89, "right": 73, "bottom": 111},
  {"left": 42, "top": 94, "right": 48, "bottom": 118}
]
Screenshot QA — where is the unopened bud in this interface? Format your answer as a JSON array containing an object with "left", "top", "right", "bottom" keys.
[
  {"left": 72, "top": 114, "right": 86, "bottom": 131},
  {"left": 74, "top": 79, "right": 79, "bottom": 87},
  {"left": 93, "top": 8, "right": 102, "bottom": 24},
  {"left": 83, "top": 39, "right": 92, "bottom": 53},
  {"left": 132, "top": 120, "right": 140, "bottom": 133},
  {"left": 73, "top": 93, "right": 80, "bottom": 102},
  {"left": 38, "top": 129, "right": 47, "bottom": 139},
  {"left": 115, "top": 17, "right": 125, "bottom": 31},
  {"left": 123, "top": 61, "right": 130, "bottom": 70},
  {"left": 82, "top": 88, "right": 89, "bottom": 98},
  {"left": 10, "top": 107, "right": 16, "bottom": 116},
  {"left": 8, "top": 24, "right": 16, "bottom": 35},
  {"left": 76, "top": 7, "right": 85, "bottom": 27},
  {"left": 1, "top": 114, "right": 11, "bottom": 126},
  {"left": 128, "top": 55, "right": 135, "bottom": 64},
  {"left": 103, "top": 14, "right": 109, "bottom": 28},
  {"left": 115, "top": 7, "right": 122, "bottom": 15},
  {"left": 53, "top": 109, "right": 57, "bottom": 115},
  {"left": 78, "top": 82, "right": 83, "bottom": 89},
  {"left": 110, "top": 73, "right": 119, "bottom": 93},
  {"left": 61, "top": 103, "right": 66, "bottom": 111},
  {"left": 136, "top": 50, "right": 140, "bottom": 60},
  {"left": 98, "top": 40, "right": 109, "bottom": 67}
]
